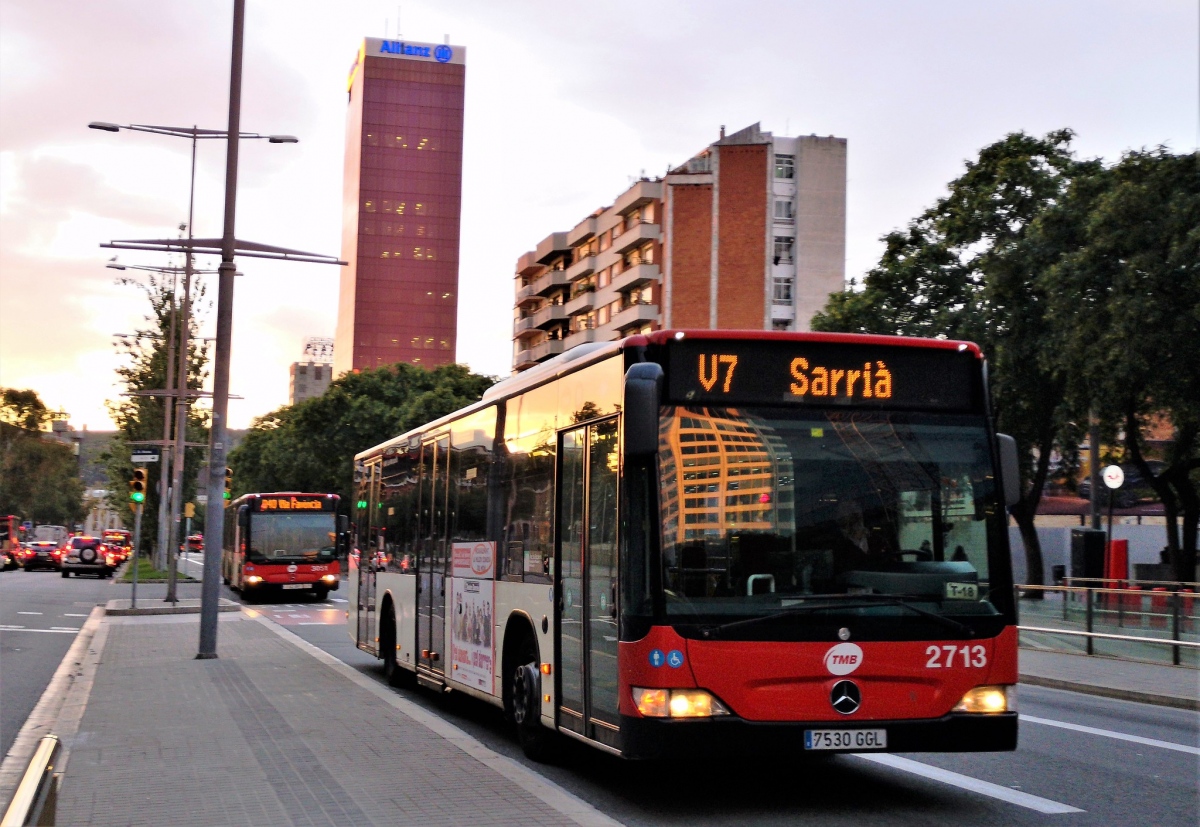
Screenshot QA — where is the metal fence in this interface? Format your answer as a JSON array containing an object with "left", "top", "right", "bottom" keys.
[{"left": 1016, "top": 580, "right": 1199, "bottom": 667}]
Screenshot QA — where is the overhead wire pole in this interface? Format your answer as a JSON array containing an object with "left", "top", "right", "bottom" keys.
[
  {"left": 198, "top": 0, "right": 246, "bottom": 659},
  {"left": 154, "top": 267, "right": 179, "bottom": 571},
  {"left": 166, "top": 131, "right": 199, "bottom": 605}
]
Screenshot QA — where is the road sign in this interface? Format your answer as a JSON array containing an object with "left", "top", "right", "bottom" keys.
[
  {"left": 131, "top": 449, "right": 159, "bottom": 464},
  {"left": 1102, "top": 465, "right": 1124, "bottom": 490}
]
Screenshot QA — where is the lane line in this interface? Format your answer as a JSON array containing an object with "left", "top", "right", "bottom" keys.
[
  {"left": 63, "top": 613, "right": 88, "bottom": 617},
  {"left": 855, "top": 754, "right": 1084, "bottom": 814},
  {"left": 1020, "top": 714, "right": 1200, "bottom": 756},
  {"left": 50, "top": 626, "right": 81, "bottom": 631},
  {"left": 0, "top": 626, "right": 81, "bottom": 635},
  {"left": 17, "top": 611, "right": 43, "bottom": 615}
]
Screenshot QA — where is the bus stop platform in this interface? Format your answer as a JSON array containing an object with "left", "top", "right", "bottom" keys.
[{"left": 35, "top": 609, "right": 619, "bottom": 827}]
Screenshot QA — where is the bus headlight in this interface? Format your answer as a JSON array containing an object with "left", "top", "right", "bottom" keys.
[
  {"left": 632, "top": 687, "right": 730, "bottom": 718},
  {"left": 245, "top": 575, "right": 264, "bottom": 586},
  {"left": 321, "top": 574, "right": 337, "bottom": 583},
  {"left": 953, "top": 685, "right": 1015, "bottom": 714}
]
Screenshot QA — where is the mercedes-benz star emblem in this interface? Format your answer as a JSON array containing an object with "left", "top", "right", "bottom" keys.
[{"left": 830, "top": 680, "right": 861, "bottom": 715}]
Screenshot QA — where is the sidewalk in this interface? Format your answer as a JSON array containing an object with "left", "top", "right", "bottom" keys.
[
  {"left": 1019, "top": 648, "right": 1198, "bottom": 710},
  {"left": 48, "top": 609, "right": 619, "bottom": 827}
]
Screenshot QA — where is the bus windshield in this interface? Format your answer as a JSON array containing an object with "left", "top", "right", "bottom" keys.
[
  {"left": 658, "top": 406, "right": 1007, "bottom": 626},
  {"left": 248, "top": 513, "right": 337, "bottom": 563}
]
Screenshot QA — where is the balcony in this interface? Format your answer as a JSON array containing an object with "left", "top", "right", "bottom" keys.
[
  {"left": 513, "top": 347, "right": 539, "bottom": 371},
  {"left": 512, "top": 315, "right": 540, "bottom": 339},
  {"left": 565, "top": 289, "right": 595, "bottom": 315},
  {"left": 514, "top": 281, "right": 538, "bottom": 306},
  {"left": 515, "top": 250, "right": 541, "bottom": 277},
  {"left": 564, "top": 328, "right": 601, "bottom": 350},
  {"left": 535, "top": 231, "right": 571, "bottom": 264},
  {"left": 609, "top": 262, "right": 659, "bottom": 294},
  {"left": 612, "top": 220, "right": 660, "bottom": 255},
  {"left": 528, "top": 338, "right": 565, "bottom": 363},
  {"left": 531, "top": 268, "right": 571, "bottom": 296},
  {"left": 612, "top": 179, "right": 662, "bottom": 216},
  {"left": 532, "top": 303, "right": 567, "bottom": 329},
  {"left": 607, "top": 301, "right": 659, "bottom": 331},
  {"left": 567, "top": 216, "right": 597, "bottom": 247},
  {"left": 566, "top": 254, "right": 596, "bottom": 281}
]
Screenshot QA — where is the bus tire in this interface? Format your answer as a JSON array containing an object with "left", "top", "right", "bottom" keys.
[
  {"left": 313, "top": 587, "right": 328, "bottom": 602},
  {"left": 380, "top": 602, "right": 413, "bottom": 688},
  {"left": 507, "top": 631, "right": 555, "bottom": 762}
]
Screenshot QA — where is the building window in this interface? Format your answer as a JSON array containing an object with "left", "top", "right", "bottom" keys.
[
  {"left": 773, "top": 236, "right": 795, "bottom": 264},
  {"left": 772, "top": 319, "right": 792, "bottom": 331},
  {"left": 773, "top": 277, "right": 794, "bottom": 305},
  {"left": 775, "top": 154, "right": 795, "bottom": 179},
  {"left": 774, "top": 200, "right": 794, "bottom": 220}
]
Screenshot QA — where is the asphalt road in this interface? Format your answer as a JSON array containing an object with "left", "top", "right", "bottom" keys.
[{"left": 5, "top": 553, "right": 1198, "bottom": 826}]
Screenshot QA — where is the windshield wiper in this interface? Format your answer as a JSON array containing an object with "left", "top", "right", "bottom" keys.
[{"left": 697, "top": 593, "right": 975, "bottom": 640}]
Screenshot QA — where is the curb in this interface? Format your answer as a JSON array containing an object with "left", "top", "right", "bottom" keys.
[
  {"left": 0, "top": 606, "right": 107, "bottom": 806},
  {"left": 105, "top": 598, "right": 240, "bottom": 616},
  {"left": 1019, "top": 674, "right": 1199, "bottom": 711}
]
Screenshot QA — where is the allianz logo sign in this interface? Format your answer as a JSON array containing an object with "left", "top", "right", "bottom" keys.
[{"left": 379, "top": 41, "right": 454, "bottom": 63}]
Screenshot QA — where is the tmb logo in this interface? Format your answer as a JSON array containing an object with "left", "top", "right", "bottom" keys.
[{"left": 823, "top": 642, "right": 864, "bottom": 676}]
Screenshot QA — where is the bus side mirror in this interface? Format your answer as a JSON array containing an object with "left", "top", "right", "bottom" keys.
[
  {"left": 237, "top": 505, "right": 250, "bottom": 528},
  {"left": 338, "top": 514, "right": 349, "bottom": 534},
  {"left": 624, "top": 363, "right": 663, "bottom": 457},
  {"left": 996, "top": 434, "right": 1021, "bottom": 507}
]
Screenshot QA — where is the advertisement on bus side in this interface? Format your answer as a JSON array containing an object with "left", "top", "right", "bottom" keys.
[{"left": 450, "top": 577, "right": 494, "bottom": 691}]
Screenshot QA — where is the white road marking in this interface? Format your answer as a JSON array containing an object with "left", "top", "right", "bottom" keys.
[
  {"left": 1021, "top": 714, "right": 1200, "bottom": 756},
  {"left": 298, "top": 622, "right": 331, "bottom": 625},
  {"left": 855, "top": 754, "right": 1084, "bottom": 814},
  {"left": 50, "top": 627, "right": 81, "bottom": 631},
  {"left": 329, "top": 598, "right": 348, "bottom": 603},
  {"left": 17, "top": 611, "right": 43, "bottom": 615},
  {"left": 0, "top": 626, "right": 80, "bottom": 634},
  {"left": 63, "top": 613, "right": 88, "bottom": 617}
]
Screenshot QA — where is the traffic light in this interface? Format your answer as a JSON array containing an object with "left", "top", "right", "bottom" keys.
[
  {"left": 356, "top": 499, "right": 367, "bottom": 509},
  {"left": 129, "top": 468, "right": 147, "bottom": 504},
  {"left": 223, "top": 467, "right": 233, "bottom": 501}
]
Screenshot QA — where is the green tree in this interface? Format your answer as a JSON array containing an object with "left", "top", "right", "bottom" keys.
[
  {"left": 231, "top": 363, "right": 496, "bottom": 502},
  {"left": 0, "top": 388, "right": 85, "bottom": 525},
  {"left": 101, "top": 271, "right": 209, "bottom": 555},
  {"left": 1040, "top": 148, "right": 1200, "bottom": 580},
  {"left": 813, "top": 130, "right": 1092, "bottom": 589}
]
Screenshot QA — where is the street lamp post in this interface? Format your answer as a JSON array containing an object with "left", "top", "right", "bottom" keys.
[{"left": 90, "top": 112, "right": 297, "bottom": 593}]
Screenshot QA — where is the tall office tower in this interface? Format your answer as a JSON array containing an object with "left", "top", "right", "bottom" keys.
[
  {"left": 510, "top": 123, "right": 846, "bottom": 372},
  {"left": 334, "top": 38, "right": 466, "bottom": 377}
]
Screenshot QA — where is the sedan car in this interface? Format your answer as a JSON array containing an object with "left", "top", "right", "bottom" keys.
[
  {"left": 20, "top": 540, "right": 63, "bottom": 572},
  {"left": 61, "top": 536, "right": 119, "bottom": 578}
]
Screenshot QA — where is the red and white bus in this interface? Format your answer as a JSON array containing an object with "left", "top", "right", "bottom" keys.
[
  {"left": 349, "top": 331, "right": 1022, "bottom": 759},
  {"left": 222, "top": 493, "right": 346, "bottom": 601}
]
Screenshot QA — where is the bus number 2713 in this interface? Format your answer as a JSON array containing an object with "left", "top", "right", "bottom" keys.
[{"left": 925, "top": 644, "right": 987, "bottom": 668}]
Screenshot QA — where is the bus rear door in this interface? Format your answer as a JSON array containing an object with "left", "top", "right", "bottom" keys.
[
  {"left": 557, "top": 419, "right": 620, "bottom": 745},
  {"left": 417, "top": 435, "right": 450, "bottom": 677}
]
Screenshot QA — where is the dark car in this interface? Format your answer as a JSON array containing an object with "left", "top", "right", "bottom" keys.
[
  {"left": 61, "top": 536, "right": 119, "bottom": 578},
  {"left": 1078, "top": 461, "right": 1166, "bottom": 508},
  {"left": 20, "top": 540, "right": 63, "bottom": 572}
]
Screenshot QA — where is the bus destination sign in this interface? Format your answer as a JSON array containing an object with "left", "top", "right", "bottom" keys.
[
  {"left": 255, "top": 496, "right": 330, "bottom": 512},
  {"left": 665, "top": 339, "right": 978, "bottom": 411}
]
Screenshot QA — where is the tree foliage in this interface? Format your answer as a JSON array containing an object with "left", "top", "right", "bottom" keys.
[
  {"left": 230, "top": 363, "right": 496, "bottom": 503},
  {"left": 100, "top": 271, "right": 209, "bottom": 554},
  {"left": 1039, "top": 148, "right": 1200, "bottom": 579},
  {"left": 0, "top": 389, "right": 85, "bottom": 525},
  {"left": 814, "top": 131, "right": 1200, "bottom": 582}
]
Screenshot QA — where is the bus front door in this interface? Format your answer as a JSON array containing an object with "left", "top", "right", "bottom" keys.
[
  {"left": 557, "top": 419, "right": 620, "bottom": 743},
  {"left": 417, "top": 436, "right": 450, "bottom": 677}
]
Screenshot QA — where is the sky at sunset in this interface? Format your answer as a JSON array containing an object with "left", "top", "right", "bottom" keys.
[{"left": 1, "top": 0, "right": 1196, "bottom": 431}]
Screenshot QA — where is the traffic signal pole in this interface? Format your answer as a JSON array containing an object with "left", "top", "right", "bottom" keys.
[{"left": 130, "top": 503, "right": 144, "bottom": 609}]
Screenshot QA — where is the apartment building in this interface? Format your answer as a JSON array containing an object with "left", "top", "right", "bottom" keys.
[{"left": 511, "top": 123, "right": 846, "bottom": 372}]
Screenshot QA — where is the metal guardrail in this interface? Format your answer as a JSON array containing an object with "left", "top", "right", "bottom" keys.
[
  {"left": 1017, "top": 584, "right": 1198, "bottom": 666},
  {"left": 1, "top": 735, "right": 60, "bottom": 827}
]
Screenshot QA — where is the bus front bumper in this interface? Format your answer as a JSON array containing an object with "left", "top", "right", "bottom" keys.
[{"left": 618, "top": 712, "right": 1017, "bottom": 760}]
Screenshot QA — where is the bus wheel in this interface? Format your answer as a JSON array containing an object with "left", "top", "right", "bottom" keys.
[
  {"left": 381, "top": 604, "right": 412, "bottom": 688},
  {"left": 313, "top": 587, "right": 328, "bottom": 602},
  {"left": 511, "top": 654, "right": 555, "bottom": 762},
  {"left": 222, "top": 574, "right": 230, "bottom": 586}
]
